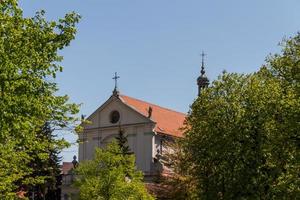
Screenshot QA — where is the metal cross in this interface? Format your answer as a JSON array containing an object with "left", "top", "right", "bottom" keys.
[
  {"left": 200, "top": 51, "right": 206, "bottom": 75},
  {"left": 201, "top": 51, "right": 206, "bottom": 66},
  {"left": 112, "top": 72, "right": 120, "bottom": 90}
]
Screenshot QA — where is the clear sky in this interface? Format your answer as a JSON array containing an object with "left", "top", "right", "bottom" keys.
[{"left": 20, "top": 0, "right": 300, "bottom": 162}]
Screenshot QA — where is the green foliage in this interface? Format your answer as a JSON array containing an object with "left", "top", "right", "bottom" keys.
[
  {"left": 159, "top": 140, "right": 197, "bottom": 200},
  {"left": 183, "top": 33, "right": 300, "bottom": 199},
  {"left": 27, "top": 122, "right": 64, "bottom": 200},
  {"left": 74, "top": 141, "right": 154, "bottom": 200},
  {"left": 116, "top": 126, "right": 131, "bottom": 155},
  {"left": 0, "top": 0, "right": 80, "bottom": 199}
]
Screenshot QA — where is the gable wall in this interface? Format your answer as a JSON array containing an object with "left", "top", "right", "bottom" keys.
[
  {"left": 79, "top": 97, "right": 157, "bottom": 173},
  {"left": 85, "top": 98, "right": 150, "bottom": 129}
]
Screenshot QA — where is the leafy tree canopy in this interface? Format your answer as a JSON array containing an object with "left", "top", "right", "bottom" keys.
[
  {"left": 0, "top": 0, "right": 80, "bottom": 199},
  {"left": 183, "top": 33, "right": 300, "bottom": 199},
  {"left": 74, "top": 141, "right": 154, "bottom": 200}
]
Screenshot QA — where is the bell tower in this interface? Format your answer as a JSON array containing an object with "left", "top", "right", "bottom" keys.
[{"left": 197, "top": 51, "right": 209, "bottom": 96}]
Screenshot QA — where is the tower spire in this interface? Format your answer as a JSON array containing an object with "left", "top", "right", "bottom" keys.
[{"left": 197, "top": 51, "right": 209, "bottom": 96}]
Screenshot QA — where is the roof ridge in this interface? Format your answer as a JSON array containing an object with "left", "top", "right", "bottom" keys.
[{"left": 119, "top": 94, "right": 187, "bottom": 116}]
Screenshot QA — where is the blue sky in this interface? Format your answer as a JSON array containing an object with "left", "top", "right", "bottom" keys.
[{"left": 20, "top": 0, "right": 300, "bottom": 162}]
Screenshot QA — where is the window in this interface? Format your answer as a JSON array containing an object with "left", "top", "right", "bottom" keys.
[{"left": 110, "top": 110, "right": 120, "bottom": 124}]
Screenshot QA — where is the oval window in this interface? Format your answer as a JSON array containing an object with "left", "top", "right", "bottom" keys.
[{"left": 110, "top": 111, "right": 120, "bottom": 124}]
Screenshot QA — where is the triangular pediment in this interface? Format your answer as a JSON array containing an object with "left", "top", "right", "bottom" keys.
[{"left": 84, "top": 95, "right": 154, "bottom": 129}]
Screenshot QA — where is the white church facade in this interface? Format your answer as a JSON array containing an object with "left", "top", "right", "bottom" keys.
[{"left": 79, "top": 90, "right": 186, "bottom": 176}]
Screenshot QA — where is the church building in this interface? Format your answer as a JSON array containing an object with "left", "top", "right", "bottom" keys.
[
  {"left": 78, "top": 52, "right": 209, "bottom": 176},
  {"left": 79, "top": 89, "right": 186, "bottom": 175},
  {"left": 61, "top": 54, "right": 209, "bottom": 199}
]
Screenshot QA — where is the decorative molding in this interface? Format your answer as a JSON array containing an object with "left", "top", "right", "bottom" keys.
[
  {"left": 93, "top": 137, "right": 101, "bottom": 141},
  {"left": 127, "top": 133, "right": 137, "bottom": 137},
  {"left": 144, "top": 132, "right": 155, "bottom": 136},
  {"left": 84, "top": 122, "right": 155, "bottom": 132}
]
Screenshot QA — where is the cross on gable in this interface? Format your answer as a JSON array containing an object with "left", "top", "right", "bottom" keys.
[{"left": 112, "top": 72, "right": 120, "bottom": 94}]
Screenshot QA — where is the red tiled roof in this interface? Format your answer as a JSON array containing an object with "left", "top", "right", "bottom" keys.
[
  {"left": 119, "top": 95, "right": 186, "bottom": 137},
  {"left": 61, "top": 162, "right": 73, "bottom": 175}
]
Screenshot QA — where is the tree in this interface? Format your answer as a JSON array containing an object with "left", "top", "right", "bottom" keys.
[
  {"left": 157, "top": 140, "right": 197, "bottom": 200},
  {"left": 259, "top": 33, "right": 300, "bottom": 198},
  {"left": 0, "top": 0, "right": 80, "bottom": 199},
  {"left": 183, "top": 33, "right": 300, "bottom": 199},
  {"left": 27, "top": 122, "right": 63, "bottom": 200},
  {"left": 116, "top": 125, "right": 131, "bottom": 155},
  {"left": 74, "top": 141, "right": 154, "bottom": 200}
]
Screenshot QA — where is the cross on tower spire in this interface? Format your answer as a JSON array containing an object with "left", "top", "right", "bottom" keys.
[
  {"left": 201, "top": 51, "right": 206, "bottom": 76},
  {"left": 112, "top": 72, "right": 120, "bottom": 96}
]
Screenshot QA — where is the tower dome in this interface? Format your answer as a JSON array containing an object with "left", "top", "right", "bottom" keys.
[{"left": 197, "top": 52, "right": 209, "bottom": 96}]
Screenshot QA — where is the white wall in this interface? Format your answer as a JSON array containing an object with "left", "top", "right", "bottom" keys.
[{"left": 79, "top": 97, "right": 156, "bottom": 173}]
